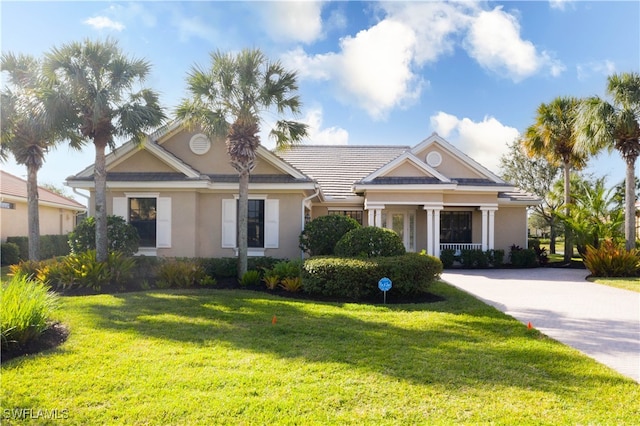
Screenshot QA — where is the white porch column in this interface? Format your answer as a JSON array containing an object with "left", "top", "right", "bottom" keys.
[
  {"left": 433, "top": 207, "right": 442, "bottom": 258},
  {"left": 374, "top": 209, "right": 382, "bottom": 227},
  {"left": 367, "top": 209, "right": 375, "bottom": 227},
  {"left": 423, "top": 203, "right": 444, "bottom": 257},
  {"left": 426, "top": 209, "right": 434, "bottom": 255},
  {"left": 488, "top": 209, "right": 496, "bottom": 250},
  {"left": 479, "top": 206, "right": 498, "bottom": 251},
  {"left": 481, "top": 209, "right": 488, "bottom": 251}
]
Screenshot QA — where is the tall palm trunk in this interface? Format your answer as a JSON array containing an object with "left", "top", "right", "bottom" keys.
[
  {"left": 26, "top": 165, "right": 40, "bottom": 261},
  {"left": 624, "top": 157, "right": 637, "bottom": 251},
  {"left": 94, "top": 138, "right": 109, "bottom": 262},
  {"left": 237, "top": 168, "right": 250, "bottom": 279},
  {"left": 563, "top": 160, "right": 573, "bottom": 262}
]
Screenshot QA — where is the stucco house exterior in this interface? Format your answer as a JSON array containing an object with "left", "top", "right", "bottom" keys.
[
  {"left": 1, "top": 170, "right": 87, "bottom": 242},
  {"left": 65, "top": 120, "right": 539, "bottom": 259}
]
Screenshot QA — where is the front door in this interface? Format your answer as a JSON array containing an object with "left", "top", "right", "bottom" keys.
[{"left": 383, "top": 210, "right": 416, "bottom": 252}]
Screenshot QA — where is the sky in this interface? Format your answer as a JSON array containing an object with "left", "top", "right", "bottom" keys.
[{"left": 1, "top": 0, "right": 639, "bottom": 204}]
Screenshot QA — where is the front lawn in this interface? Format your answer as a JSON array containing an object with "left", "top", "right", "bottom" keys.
[
  {"left": 2, "top": 282, "right": 638, "bottom": 424},
  {"left": 590, "top": 277, "right": 640, "bottom": 293}
]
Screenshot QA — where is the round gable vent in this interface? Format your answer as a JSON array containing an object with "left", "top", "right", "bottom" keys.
[
  {"left": 426, "top": 151, "right": 442, "bottom": 167},
  {"left": 189, "top": 133, "right": 211, "bottom": 155}
]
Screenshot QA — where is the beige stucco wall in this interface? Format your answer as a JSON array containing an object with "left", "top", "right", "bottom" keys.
[
  {"left": 494, "top": 206, "right": 528, "bottom": 252},
  {"left": 1, "top": 201, "right": 79, "bottom": 242},
  {"left": 110, "top": 150, "right": 175, "bottom": 173},
  {"left": 386, "top": 162, "right": 431, "bottom": 177}
]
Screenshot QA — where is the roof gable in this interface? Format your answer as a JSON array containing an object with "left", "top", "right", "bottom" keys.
[
  {"left": 361, "top": 152, "right": 451, "bottom": 183},
  {"left": 411, "top": 133, "right": 505, "bottom": 183}
]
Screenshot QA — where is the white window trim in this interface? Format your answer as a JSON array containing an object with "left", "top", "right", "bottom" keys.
[
  {"left": 221, "top": 195, "right": 279, "bottom": 254},
  {"left": 113, "top": 193, "right": 172, "bottom": 254}
]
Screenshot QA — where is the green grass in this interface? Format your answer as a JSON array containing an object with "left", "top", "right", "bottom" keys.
[
  {"left": 2, "top": 283, "right": 638, "bottom": 424},
  {"left": 590, "top": 277, "right": 640, "bottom": 292}
]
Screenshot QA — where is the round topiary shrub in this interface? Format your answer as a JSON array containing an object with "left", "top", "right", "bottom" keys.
[
  {"left": 69, "top": 215, "right": 140, "bottom": 257},
  {"left": 334, "top": 226, "right": 406, "bottom": 258},
  {"left": 299, "top": 214, "right": 361, "bottom": 256},
  {"left": 1, "top": 242, "right": 20, "bottom": 266}
]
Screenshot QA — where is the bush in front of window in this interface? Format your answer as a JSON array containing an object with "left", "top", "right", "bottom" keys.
[
  {"left": 157, "top": 258, "right": 207, "bottom": 288},
  {"left": 509, "top": 245, "right": 538, "bottom": 268},
  {"left": 1, "top": 242, "right": 20, "bottom": 266},
  {"left": 302, "top": 253, "right": 442, "bottom": 300},
  {"left": 299, "top": 215, "right": 361, "bottom": 256},
  {"left": 334, "top": 226, "right": 406, "bottom": 258},
  {"left": 69, "top": 215, "right": 140, "bottom": 257}
]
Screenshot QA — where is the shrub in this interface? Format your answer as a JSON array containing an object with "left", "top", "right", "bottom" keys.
[
  {"left": 299, "top": 215, "right": 361, "bottom": 256},
  {"left": 1, "top": 242, "right": 20, "bottom": 266},
  {"left": 280, "top": 277, "right": 302, "bottom": 292},
  {"left": 302, "top": 253, "right": 442, "bottom": 300},
  {"left": 262, "top": 273, "right": 280, "bottom": 290},
  {"left": 240, "top": 270, "right": 261, "bottom": 287},
  {"left": 583, "top": 240, "right": 640, "bottom": 277},
  {"left": 460, "top": 249, "right": 489, "bottom": 268},
  {"left": 61, "top": 250, "right": 110, "bottom": 291},
  {"left": 487, "top": 249, "right": 505, "bottom": 268},
  {"left": 509, "top": 245, "right": 538, "bottom": 268},
  {"left": 1, "top": 274, "right": 58, "bottom": 352},
  {"left": 157, "top": 258, "right": 206, "bottom": 288},
  {"left": 107, "top": 251, "right": 136, "bottom": 288},
  {"left": 69, "top": 215, "right": 140, "bottom": 256},
  {"left": 201, "top": 257, "right": 237, "bottom": 279},
  {"left": 334, "top": 226, "right": 406, "bottom": 258},
  {"left": 6, "top": 235, "right": 71, "bottom": 261},
  {"left": 271, "top": 259, "right": 303, "bottom": 279},
  {"left": 439, "top": 249, "right": 456, "bottom": 269}
]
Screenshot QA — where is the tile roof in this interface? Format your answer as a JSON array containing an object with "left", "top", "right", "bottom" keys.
[
  {"left": 69, "top": 172, "right": 313, "bottom": 185},
  {"left": 0, "top": 170, "right": 86, "bottom": 209},
  {"left": 276, "top": 145, "right": 409, "bottom": 199}
]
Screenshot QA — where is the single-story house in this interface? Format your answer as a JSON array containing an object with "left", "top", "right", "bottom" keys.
[
  {"left": 1, "top": 170, "right": 87, "bottom": 242},
  {"left": 65, "top": 120, "right": 539, "bottom": 258}
]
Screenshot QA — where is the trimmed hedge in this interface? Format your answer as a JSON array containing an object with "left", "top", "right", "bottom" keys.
[
  {"left": 6, "top": 235, "right": 71, "bottom": 261},
  {"left": 334, "top": 226, "right": 406, "bottom": 258},
  {"left": 200, "top": 257, "right": 281, "bottom": 279},
  {"left": 302, "top": 253, "right": 442, "bottom": 300}
]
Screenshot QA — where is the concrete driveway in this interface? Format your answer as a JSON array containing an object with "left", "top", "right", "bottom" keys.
[{"left": 442, "top": 268, "right": 640, "bottom": 383}]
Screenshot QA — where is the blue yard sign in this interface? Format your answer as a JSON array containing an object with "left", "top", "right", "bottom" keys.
[{"left": 378, "top": 277, "right": 392, "bottom": 304}]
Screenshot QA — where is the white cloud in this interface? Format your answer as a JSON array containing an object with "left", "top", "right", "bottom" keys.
[
  {"left": 549, "top": 0, "right": 575, "bottom": 11},
  {"left": 259, "top": 1, "right": 324, "bottom": 43},
  {"left": 577, "top": 60, "right": 616, "bottom": 81},
  {"left": 108, "top": 3, "right": 157, "bottom": 28},
  {"left": 173, "top": 15, "right": 217, "bottom": 43},
  {"left": 430, "top": 111, "right": 519, "bottom": 173},
  {"left": 83, "top": 16, "right": 125, "bottom": 31},
  {"left": 283, "top": 19, "right": 423, "bottom": 120},
  {"left": 303, "top": 107, "right": 349, "bottom": 145},
  {"left": 464, "top": 7, "right": 564, "bottom": 82}
]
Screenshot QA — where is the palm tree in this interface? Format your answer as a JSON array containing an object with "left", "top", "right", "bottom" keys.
[
  {"left": 176, "top": 48, "right": 308, "bottom": 278},
  {"left": 523, "top": 96, "right": 588, "bottom": 262},
  {"left": 576, "top": 72, "right": 640, "bottom": 251},
  {"left": 43, "top": 38, "right": 166, "bottom": 262},
  {"left": 1, "top": 53, "right": 79, "bottom": 260}
]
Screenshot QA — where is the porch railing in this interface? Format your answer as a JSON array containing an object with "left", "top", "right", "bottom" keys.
[{"left": 440, "top": 243, "right": 482, "bottom": 255}]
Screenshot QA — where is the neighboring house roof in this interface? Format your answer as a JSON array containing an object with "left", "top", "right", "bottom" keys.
[
  {"left": 275, "top": 145, "right": 409, "bottom": 200},
  {"left": 0, "top": 170, "right": 86, "bottom": 210}
]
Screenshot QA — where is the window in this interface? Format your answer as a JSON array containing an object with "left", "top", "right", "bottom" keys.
[
  {"left": 440, "top": 211, "right": 472, "bottom": 243},
  {"left": 328, "top": 210, "right": 363, "bottom": 225},
  {"left": 245, "top": 199, "right": 265, "bottom": 248},
  {"left": 0, "top": 201, "right": 15, "bottom": 209},
  {"left": 221, "top": 198, "right": 279, "bottom": 251},
  {"left": 113, "top": 195, "right": 171, "bottom": 250},
  {"left": 129, "top": 198, "right": 157, "bottom": 247}
]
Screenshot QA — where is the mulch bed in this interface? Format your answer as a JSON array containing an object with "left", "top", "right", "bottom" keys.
[{"left": 2, "top": 322, "right": 70, "bottom": 363}]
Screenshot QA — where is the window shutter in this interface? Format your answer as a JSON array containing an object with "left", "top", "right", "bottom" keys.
[
  {"left": 113, "top": 197, "right": 127, "bottom": 219},
  {"left": 264, "top": 199, "right": 279, "bottom": 248},
  {"left": 157, "top": 197, "right": 171, "bottom": 248},
  {"left": 221, "top": 199, "right": 237, "bottom": 248}
]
